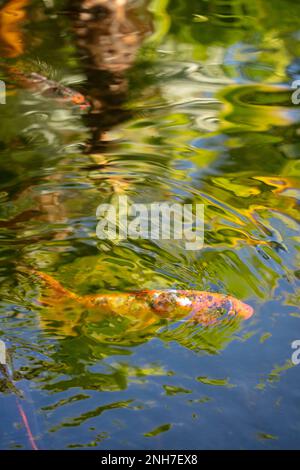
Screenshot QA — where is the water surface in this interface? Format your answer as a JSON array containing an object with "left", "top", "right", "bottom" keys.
[{"left": 0, "top": 0, "right": 300, "bottom": 449}]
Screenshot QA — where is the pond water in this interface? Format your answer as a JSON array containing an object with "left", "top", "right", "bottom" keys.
[{"left": 0, "top": 0, "right": 300, "bottom": 450}]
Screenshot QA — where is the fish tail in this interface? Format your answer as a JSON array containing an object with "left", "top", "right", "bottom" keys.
[{"left": 21, "top": 267, "right": 78, "bottom": 301}]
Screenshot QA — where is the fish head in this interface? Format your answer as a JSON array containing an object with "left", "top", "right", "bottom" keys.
[{"left": 230, "top": 297, "right": 254, "bottom": 320}]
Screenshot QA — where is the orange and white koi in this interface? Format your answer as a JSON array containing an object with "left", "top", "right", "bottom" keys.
[{"left": 30, "top": 270, "right": 253, "bottom": 326}]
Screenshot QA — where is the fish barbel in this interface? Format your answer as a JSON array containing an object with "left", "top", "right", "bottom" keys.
[{"left": 31, "top": 270, "right": 253, "bottom": 325}]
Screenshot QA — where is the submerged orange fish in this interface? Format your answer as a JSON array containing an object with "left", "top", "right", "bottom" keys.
[
  {"left": 10, "top": 71, "right": 91, "bottom": 111},
  {"left": 0, "top": 0, "right": 90, "bottom": 110},
  {"left": 29, "top": 270, "right": 253, "bottom": 327}
]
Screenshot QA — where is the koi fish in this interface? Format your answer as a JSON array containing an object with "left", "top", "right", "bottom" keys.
[
  {"left": 29, "top": 270, "right": 253, "bottom": 326},
  {"left": 0, "top": 0, "right": 90, "bottom": 110},
  {"left": 11, "top": 70, "right": 91, "bottom": 111}
]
